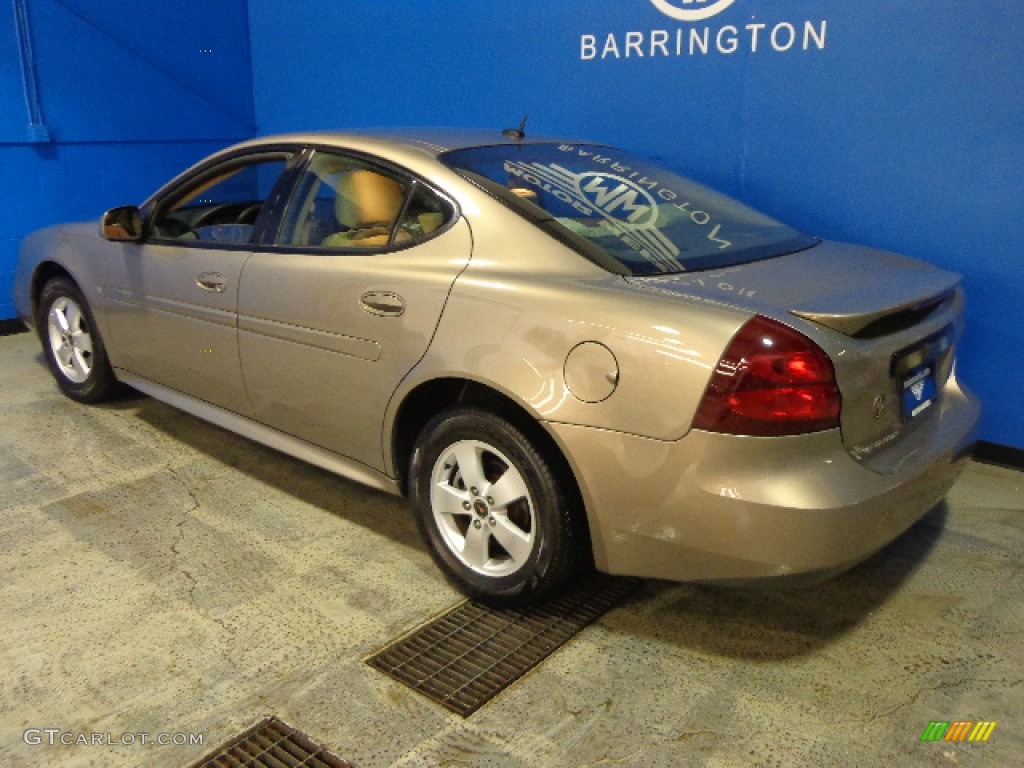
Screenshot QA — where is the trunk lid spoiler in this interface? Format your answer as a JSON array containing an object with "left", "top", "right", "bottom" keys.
[{"left": 626, "top": 240, "right": 961, "bottom": 338}]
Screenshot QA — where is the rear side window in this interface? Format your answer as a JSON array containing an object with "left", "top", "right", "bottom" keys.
[
  {"left": 441, "top": 143, "right": 816, "bottom": 275},
  {"left": 276, "top": 151, "right": 453, "bottom": 250}
]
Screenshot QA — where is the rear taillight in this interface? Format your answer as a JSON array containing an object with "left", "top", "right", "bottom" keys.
[{"left": 693, "top": 316, "right": 841, "bottom": 436}]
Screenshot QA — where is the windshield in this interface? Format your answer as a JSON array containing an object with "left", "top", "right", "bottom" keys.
[{"left": 441, "top": 143, "right": 817, "bottom": 276}]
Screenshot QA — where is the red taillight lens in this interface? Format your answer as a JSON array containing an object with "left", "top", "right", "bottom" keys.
[{"left": 693, "top": 316, "right": 841, "bottom": 436}]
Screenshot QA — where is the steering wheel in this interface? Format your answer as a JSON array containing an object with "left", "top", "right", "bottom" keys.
[
  {"left": 191, "top": 203, "right": 240, "bottom": 229},
  {"left": 154, "top": 216, "right": 199, "bottom": 240},
  {"left": 236, "top": 203, "right": 262, "bottom": 225}
]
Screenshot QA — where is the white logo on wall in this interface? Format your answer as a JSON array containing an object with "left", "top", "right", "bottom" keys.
[
  {"left": 650, "top": 0, "right": 737, "bottom": 22},
  {"left": 580, "top": 1, "right": 829, "bottom": 61}
]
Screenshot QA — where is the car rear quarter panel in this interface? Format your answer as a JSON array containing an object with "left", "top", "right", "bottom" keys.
[{"left": 385, "top": 192, "right": 752, "bottom": 468}]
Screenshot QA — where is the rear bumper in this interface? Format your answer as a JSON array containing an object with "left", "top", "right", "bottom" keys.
[{"left": 547, "top": 374, "right": 979, "bottom": 583}]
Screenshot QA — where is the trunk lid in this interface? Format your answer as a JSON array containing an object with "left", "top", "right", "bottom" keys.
[{"left": 625, "top": 241, "right": 964, "bottom": 464}]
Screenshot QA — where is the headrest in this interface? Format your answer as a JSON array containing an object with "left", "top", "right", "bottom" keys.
[{"left": 336, "top": 170, "right": 405, "bottom": 229}]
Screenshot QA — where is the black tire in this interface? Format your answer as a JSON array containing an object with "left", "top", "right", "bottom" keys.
[
  {"left": 409, "top": 406, "right": 586, "bottom": 606},
  {"left": 36, "top": 277, "right": 118, "bottom": 403}
]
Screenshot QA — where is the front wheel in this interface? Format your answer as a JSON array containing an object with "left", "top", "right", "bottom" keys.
[
  {"left": 409, "top": 407, "right": 586, "bottom": 606},
  {"left": 37, "top": 277, "right": 118, "bottom": 403}
]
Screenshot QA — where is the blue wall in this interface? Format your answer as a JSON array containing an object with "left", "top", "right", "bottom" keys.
[
  {"left": 3, "top": 1, "right": 1021, "bottom": 449},
  {"left": 0, "top": 0, "right": 256, "bottom": 318},
  {"left": 248, "top": 0, "right": 1023, "bottom": 449}
]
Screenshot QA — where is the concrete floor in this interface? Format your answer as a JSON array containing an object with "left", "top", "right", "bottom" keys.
[{"left": 0, "top": 329, "right": 1021, "bottom": 768}]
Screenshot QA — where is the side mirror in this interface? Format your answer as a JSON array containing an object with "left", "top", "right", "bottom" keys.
[{"left": 101, "top": 206, "right": 143, "bottom": 241}]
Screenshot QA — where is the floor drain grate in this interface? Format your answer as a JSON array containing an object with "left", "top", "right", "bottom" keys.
[
  {"left": 367, "top": 574, "right": 642, "bottom": 717},
  {"left": 190, "top": 716, "right": 351, "bottom": 767}
]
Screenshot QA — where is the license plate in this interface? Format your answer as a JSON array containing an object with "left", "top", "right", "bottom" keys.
[{"left": 901, "top": 365, "right": 937, "bottom": 421}]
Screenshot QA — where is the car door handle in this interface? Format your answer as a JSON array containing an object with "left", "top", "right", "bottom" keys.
[
  {"left": 360, "top": 291, "right": 405, "bottom": 317},
  {"left": 196, "top": 272, "right": 227, "bottom": 293}
]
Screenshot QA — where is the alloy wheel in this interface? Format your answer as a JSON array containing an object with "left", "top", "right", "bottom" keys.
[
  {"left": 46, "top": 296, "right": 94, "bottom": 384},
  {"left": 429, "top": 439, "right": 536, "bottom": 577}
]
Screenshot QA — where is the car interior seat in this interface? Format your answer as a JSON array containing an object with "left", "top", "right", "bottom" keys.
[{"left": 322, "top": 170, "right": 406, "bottom": 247}]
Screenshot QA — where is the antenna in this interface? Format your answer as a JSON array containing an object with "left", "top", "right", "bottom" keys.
[{"left": 502, "top": 115, "right": 529, "bottom": 140}]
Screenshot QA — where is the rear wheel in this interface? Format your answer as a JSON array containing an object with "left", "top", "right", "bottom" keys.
[
  {"left": 37, "top": 277, "right": 118, "bottom": 402},
  {"left": 410, "top": 407, "right": 585, "bottom": 606}
]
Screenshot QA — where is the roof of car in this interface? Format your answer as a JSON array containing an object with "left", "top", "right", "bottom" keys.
[{"left": 232, "top": 127, "right": 593, "bottom": 157}]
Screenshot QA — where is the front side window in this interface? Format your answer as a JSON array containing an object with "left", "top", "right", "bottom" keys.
[
  {"left": 276, "top": 151, "right": 452, "bottom": 250},
  {"left": 441, "top": 143, "right": 817, "bottom": 275},
  {"left": 150, "top": 155, "right": 290, "bottom": 245}
]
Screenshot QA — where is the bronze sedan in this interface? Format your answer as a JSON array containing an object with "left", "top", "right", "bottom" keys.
[{"left": 14, "top": 130, "right": 979, "bottom": 604}]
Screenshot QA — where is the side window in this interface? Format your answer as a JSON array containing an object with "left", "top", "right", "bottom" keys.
[
  {"left": 277, "top": 152, "right": 452, "bottom": 249},
  {"left": 396, "top": 184, "right": 452, "bottom": 242},
  {"left": 150, "top": 155, "right": 289, "bottom": 245}
]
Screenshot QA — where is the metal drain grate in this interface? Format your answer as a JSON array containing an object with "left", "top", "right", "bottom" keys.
[
  {"left": 367, "top": 574, "right": 642, "bottom": 717},
  {"left": 190, "top": 716, "right": 351, "bottom": 768}
]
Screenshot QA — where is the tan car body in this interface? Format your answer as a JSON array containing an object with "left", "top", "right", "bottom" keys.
[{"left": 15, "top": 131, "right": 979, "bottom": 584}]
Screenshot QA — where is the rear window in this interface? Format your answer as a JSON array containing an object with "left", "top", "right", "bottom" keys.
[{"left": 441, "top": 143, "right": 816, "bottom": 275}]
